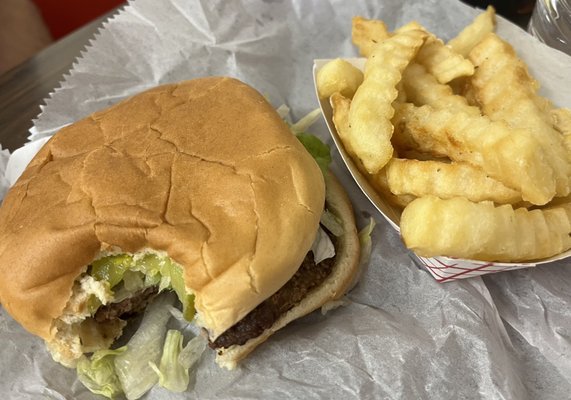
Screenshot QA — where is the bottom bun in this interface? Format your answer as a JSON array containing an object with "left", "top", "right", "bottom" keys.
[{"left": 215, "top": 172, "right": 361, "bottom": 369}]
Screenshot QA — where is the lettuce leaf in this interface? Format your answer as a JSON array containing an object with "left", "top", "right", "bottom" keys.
[
  {"left": 114, "top": 293, "right": 175, "bottom": 400},
  {"left": 150, "top": 330, "right": 206, "bottom": 393},
  {"left": 150, "top": 330, "right": 187, "bottom": 392},
  {"left": 76, "top": 347, "right": 126, "bottom": 399},
  {"left": 358, "top": 217, "right": 377, "bottom": 266},
  {"left": 290, "top": 108, "right": 322, "bottom": 134},
  {"left": 280, "top": 106, "right": 331, "bottom": 176},
  {"left": 311, "top": 226, "right": 336, "bottom": 264},
  {"left": 320, "top": 209, "right": 344, "bottom": 237},
  {"left": 296, "top": 133, "right": 332, "bottom": 175}
]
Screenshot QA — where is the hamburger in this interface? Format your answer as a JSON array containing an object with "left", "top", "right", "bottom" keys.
[{"left": 0, "top": 77, "right": 361, "bottom": 396}]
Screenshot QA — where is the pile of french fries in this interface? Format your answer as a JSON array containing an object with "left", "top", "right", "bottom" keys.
[{"left": 316, "top": 7, "right": 571, "bottom": 262}]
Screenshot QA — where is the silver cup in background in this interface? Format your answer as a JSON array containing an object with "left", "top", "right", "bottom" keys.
[{"left": 528, "top": 0, "right": 571, "bottom": 55}]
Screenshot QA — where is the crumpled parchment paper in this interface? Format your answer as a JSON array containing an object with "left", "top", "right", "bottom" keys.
[{"left": 1, "top": 0, "right": 570, "bottom": 399}]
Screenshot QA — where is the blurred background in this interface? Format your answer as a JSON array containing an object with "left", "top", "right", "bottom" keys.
[
  {"left": 0, "top": 0, "right": 537, "bottom": 75},
  {"left": 463, "top": 0, "right": 537, "bottom": 26},
  {"left": 0, "top": 0, "right": 125, "bottom": 74}
]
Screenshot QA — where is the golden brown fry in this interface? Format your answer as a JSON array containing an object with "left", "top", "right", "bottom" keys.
[
  {"left": 540, "top": 194, "right": 571, "bottom": 209},
  {"left": 552, "top": 108, "right": 571, "bottom": 153},
  {"left": 417, "top": 36, "right": 474, "bottom": 83},
  {"left": 337, "top": 14, "right": 570, "bottom": 262},
  {"left": 448, "top": 6, "right": 496, "bottom": 57},
  {"left": 330, "top": 92, "right": 358, "bottom": 159},
  {"left": 316, "top": 59, "right": 364, "bottom": 99},
  {"left": 402, "top": 63, "right": 479, "bottom": 115},
  {"left": 400, "top": 196, "right": 571, "bottom": 261},
  {"left": 392, "top": 105, "right": 451, "bottom": 159},
  {"left": 396, "top": 22, "right": 474, "bottom": 83},
  {"left": 370, "top": 167, "right": 416, "bottom": 209},
  {"left": 399, "top": 149, "right": 450, "bottom": 162},
  {"left": 545, "top": 199, "right": 571, "bottom": 224},
  {"left": 348, "top": 29, "right": 427, "bottom": 174},
  {"left": 395, "top": 80, "right": 407, "bottom": 103},
  {"left": 543, "top": 207, "right": 571, "bottom": 251},
  {"left": 392, "top": 103, "right": 555, "bottom": 205},
  {"left": 386, "top": 158, "right": 521, "bottom": 204},
  {"left": 354, "top": 18, "right": 473, "bottom": 83},
  {"left": 331, "top": 93, "right": 414, "bottom": 209},
  {"left": 394, "top": 21, "right": 424, "bottom": 33},
  {"left": 351, "top": 16, "right": 390, "bottom": 57},
  {"left": 468, "top": 33, "right": 571, "bottom": 196},
  {"left": 551, "top": 108, "right": 571, "bottom": 134}
]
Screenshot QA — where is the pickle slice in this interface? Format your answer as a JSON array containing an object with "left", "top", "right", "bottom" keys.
[{"left": 90, "top": 254, "right": 195, "bottom": 320}]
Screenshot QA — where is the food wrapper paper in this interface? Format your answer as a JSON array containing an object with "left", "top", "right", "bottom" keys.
[
  {"left": 0, "top": 145, "right": 10, "bottom": 201},
  {"left": 0, "top": 0, "right": 570, "bottom": 398}
]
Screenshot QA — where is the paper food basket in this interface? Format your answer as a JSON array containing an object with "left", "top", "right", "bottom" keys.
[{"left": 313, "top": 58, "right": 571, "bottom": 282}]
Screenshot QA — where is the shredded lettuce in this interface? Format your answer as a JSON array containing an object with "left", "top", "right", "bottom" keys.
[
  {"left": 275, "top": 104, "right": 291, "bottom": 119},
  {"left": 311, "top": 226, "right": 336, "bottom": 264},
  {"left": 290, "top": 108, "right": 322, "bottom": 134},
  {"left": 150, "top": 330, "right": 206, "bottom": 393},
  {"left": 178, "top": 334, "right": 207, "bottom": 372},
  {"left": 76, "top": 347, "right": 126, "bottom": 399},
  {"left": 320, "top": 209, "right": 344, "bottom": 237},
  {"left": 150, "top": 330, "right": 187, "bottom": 392},
  {"left": 114, "top": 293, "right": 175, "bottom": 400},
  {"left": 296, "top": 133, "right": 332, "bottom": 175},
  {"left": 358, "top": 217, "right": 377, "bottom": 267}
]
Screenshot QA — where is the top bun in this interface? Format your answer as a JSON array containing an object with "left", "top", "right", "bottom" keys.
[{"left": 0, "top": 77, "right": 325, "bottom": 341}]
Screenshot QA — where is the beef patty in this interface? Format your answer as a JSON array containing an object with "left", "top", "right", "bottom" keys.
[
  {"left": 210, "top": 228, "right": 337, "bottom": 350},
  {"left": 94, "top": 286, "right": 158, "bottom": 323},
  {"left": 91, "top": 228, "right": 336, "bottom": 350}
]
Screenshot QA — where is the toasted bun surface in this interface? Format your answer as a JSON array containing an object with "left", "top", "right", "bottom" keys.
[
  {"left": 0, "top": 77, "right": 325, "bottom": 341},
  {"left": 216, "top": 173, "right": 361, "bottom": 369}
]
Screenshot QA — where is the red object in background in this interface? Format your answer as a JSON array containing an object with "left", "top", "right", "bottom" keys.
[{"left": 32, "top": 0, "right": 126, "bottom": 40}]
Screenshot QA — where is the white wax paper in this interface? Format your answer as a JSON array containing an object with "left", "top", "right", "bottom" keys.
[
  {"left": 0, "top": 145, "right": 9, "bottom": 201},
  {"left": 1, "top": 0, "right": 571, "bottom": 399}
]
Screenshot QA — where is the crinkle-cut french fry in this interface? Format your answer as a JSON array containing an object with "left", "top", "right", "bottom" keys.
[
  {"left": 545, "top": 200, "right": 571, "bottom": 225},
  {"left": 551, "top": 108, "right": 571, "bottom": 153},
  {"left": 396, "top": 22, "right": 474, "bottom": 83},
  {"left": 370, "top": 167, "right": 416, "bottom": 209},
  {"left": 400, "top": 196, "right": 571, "bottom": 261},
  {"left": 417, "top": 37, "right": 474, "bottom": 83},
  {"left": 316, "top": 59, "right": 364, "bottom": 100},
  {"left": 448, "top": 6, "right": 496, "bottom": 57},
  {"left": 395, "top": 80, "right": 407, "bottom": 103},
  {"left": 330, "top": 92, "right": 358, "bottom": 162},
  {"left": 402, "top": 63, "right": 480, "bottom": 115},
  {"left": 392, "top": 103, "right": 555, "bottom": 205},
  {"left": 392, "top": 106, "right": 458, "bottom": 160},
  {"left": 351, "top": 16, "right": 390, "bottom": 57},
  {"left": 348, "top": 29, "right": 427, "bottom": 174},
  {"left": 394, "top": 21, "right": 424, "bottom": 33},
  {"left": 542, "top": 207, "right": 571, "bottom": 252},
  {"left": 468, "top": 33, "right": 571, "bottom": 196},
  {"left": 552, "top": 108, "right": 571, "bottom": 135},
  {"left": 386, "top": 158, "right": 521, "bottom": 204},
  {"left": 399, "top": 149, "right": 450, "bottom": 162},
  {"left": 331, "top": 93, "right": 415, "bottom": 209}
]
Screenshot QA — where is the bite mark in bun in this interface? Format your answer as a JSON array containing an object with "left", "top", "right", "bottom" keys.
[{"left": 0, "top": 77, "right": 360, "bottom": 383}]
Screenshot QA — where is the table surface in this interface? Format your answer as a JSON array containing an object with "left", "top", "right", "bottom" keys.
[
  {"left": 0, "top": 12, "right": 113, "bottom": 152},
  {"left": 0, "top": 4, "right": 531, "bottom": 153}
]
